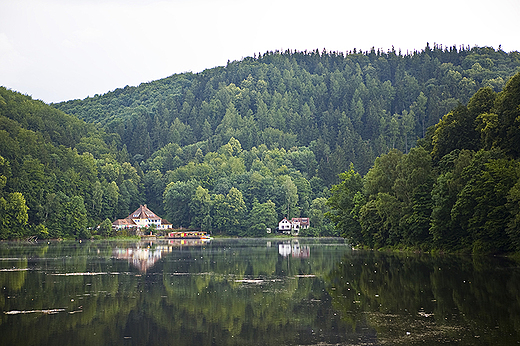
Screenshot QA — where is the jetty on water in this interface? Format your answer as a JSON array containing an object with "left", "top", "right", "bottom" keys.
[{"left": 166, "top": 230, "right": 210, "bottom": 239}]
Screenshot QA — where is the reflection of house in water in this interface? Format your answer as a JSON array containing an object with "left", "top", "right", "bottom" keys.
[
  {"left": 278, "top": 240, "right": 310, "bottom": 258},
  {"left": 112, "top": 246, "right": 163, "bottom": 272},
  {"left": 279, "top": 243, "right": 292, "bottom": 257},
  {"left": 113, "top": 239, "right": 211, "bottom": 272},
  {"left": 291, "top": 241, "right": 310, "bottom": 258}
]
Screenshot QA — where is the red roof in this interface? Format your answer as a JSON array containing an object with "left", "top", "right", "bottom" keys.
[
  {"left": 291, "top": 218, "right": 310, "bottom": 226},
  {"left": 127, "top": 205, "right": 161, "bottom": 220},
  {"left": 113, "top": 219, "right": 136, "bottom": 226},
  {"left": 113, "top": 205, "right": 172, "bottom": 227}
]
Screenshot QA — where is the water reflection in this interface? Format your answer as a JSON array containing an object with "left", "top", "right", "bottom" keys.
[
  {"left": 112, "top": 239, "right": 211, "bottom": 272},
  {"left": 0, "top": 240, "right": 520, "bottom": 345},
  {"left": 325, "top": 251, "right": 520, "bottom": 345},
  {"left": 278, "top": 240, "right": 311, "bottom": 258},
  {"left": 112, "top": 246, "right": 162, "bottom": 272}
]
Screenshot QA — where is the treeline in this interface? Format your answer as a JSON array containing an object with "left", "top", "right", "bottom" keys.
[
  {"left": 56, "top": 45, "right": 520, "bottom": 185},
  {"left": 2, "top": 45, "right": 520, "bottom": 240},
  {"left": 327, "top": 72, "right": 520, "bottom": 254}
]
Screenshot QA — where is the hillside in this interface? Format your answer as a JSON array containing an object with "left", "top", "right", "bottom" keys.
[
  {"left": 55, "top": 45, "right": 520, "bottom": 184},
  {"left": 0, "top": 87, "right": 143, "bottom": 239},
  {"left": 327, "top": 71, "right": 520, "bottom": 254},
  {"left": 2, "top": 44, "right": 520, "bottom": 240}
]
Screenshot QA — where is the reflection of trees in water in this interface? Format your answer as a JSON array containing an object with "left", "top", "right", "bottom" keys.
[
  {"left": 326, "top": 251, "right": 520, "bottom": 345},
  {"left": 1, "top": 239, "right": 356, "bottom": 346},
  {"left": 149, "top": 240, "right": 359, "bottom": 345}
]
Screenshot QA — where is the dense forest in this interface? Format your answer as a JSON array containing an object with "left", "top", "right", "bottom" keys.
[
  {"left": 0, "top": 87, "right": 137, "bottom": 239},
  {"left": 2, "top": 44, "right": 520, "bottom": 242},
  {"left": 57, "top": 45, "right": 520, "bottom": 182},
  {"left": 327, "top": 71, "right": 520, "bottom": 254}
]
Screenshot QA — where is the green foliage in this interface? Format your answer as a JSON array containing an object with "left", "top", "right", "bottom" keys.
[
  {"left": 163, "top": 180, "right": 198, "bottom": 227},
  {"left": 0, "top": 192, "right": 29, "bottom": 239},
  {"left": 364, "top": 149, "right": 403, "bottom": 196},
  {"left": 451, "top": 153, "right": 519, "bottom": 253},
  {"left": 329, "top": 72, "right": 520, "bottom": 253},
  {"left": 189, "top": 185, "right": 212, "bottom": 230},
  {"left": 507, "top": 177, "right": 520, "bottom": 251},
  {"left": 146, "top": 138, "right": 330, "bottom": 236},
  {"left": 0, "top": 87, "right": 143, "bottom": 239},
  {"left": 3, "top": 46, "right": 520, "bottom": 240},
  {"left": 212, "top": 187, "right": 247, "bottom": 235},
  {"left": 326, "top": 164, "right": 364, "bottom": 242},
  {"left": 63, "top": 195, "right": 89, "bottom": 239},
  {"left": 247, "top": 199, "right": 278, "bottom": 236},
  {"left": 477, "top": 72, "right": 520, "bottom": 156},
  {"left": 309, "top": 197, "right": 330, "bottom": 229},
  {"left": 32, "top": 224, "right": 49, "bottom": 239},
  {"left": 0, "top": 155, "right": 29, "bottom": 239},
  {"left": 98, "top": 218, "right": 114, "bottom": 237},
  {"left": 55, "top": 46, "right": 520, "bottom": 182}
]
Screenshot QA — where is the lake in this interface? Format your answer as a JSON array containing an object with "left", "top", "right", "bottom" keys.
[{"left": 1, "top": 238, "right": 520, "bottom": 345}]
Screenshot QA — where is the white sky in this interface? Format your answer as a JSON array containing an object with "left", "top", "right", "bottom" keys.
[{"left": 1, "top": 0, "right": 519, "bottom": 103}]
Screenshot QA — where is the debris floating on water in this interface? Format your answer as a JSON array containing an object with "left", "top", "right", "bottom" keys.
[
  {"left": 51, "top": 272, "right": 108, "bottom": 276},
  {"left": 418, "top": 311, "right": 434, "bottom": 318},
  {"left": 235, "top": 279, "right": 264, "bottom": 284},
  {"left": 4, "top": 309, "right": 66, "bottom": 315},
  {"left": 0, "top": 268, "right": 30, "bottom": 272}
]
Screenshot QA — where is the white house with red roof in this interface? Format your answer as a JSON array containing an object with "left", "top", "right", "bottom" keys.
[
  {"left": 277, "top": 217, "right": 310, "bottom": 235},
  {"left": 112, "top": 205, "right": 173, "bottom": 230},
  {"left": 290, "top": 218, "right": 310, "bottom": 232}
]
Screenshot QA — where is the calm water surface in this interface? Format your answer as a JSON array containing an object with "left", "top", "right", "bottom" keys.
[{"left": 1, "top": 238, "right": 520, "bottom": 345}]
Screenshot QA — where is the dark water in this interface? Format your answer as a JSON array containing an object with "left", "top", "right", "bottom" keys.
[{"left": 1, "top": 238, "right": 520, "bottom": 345}]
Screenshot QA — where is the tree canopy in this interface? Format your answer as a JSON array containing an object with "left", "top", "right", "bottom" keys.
[
  {"left": 328, "top": 72, "right": 520, "bottom": 254},
  {"left": 2, "top": 45, "right": 520, "bottom": 241}
]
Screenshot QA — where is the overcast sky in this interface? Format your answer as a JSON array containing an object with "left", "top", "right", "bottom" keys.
[{"left": 1, "top": 0, "right": 519, "bottom": 103}]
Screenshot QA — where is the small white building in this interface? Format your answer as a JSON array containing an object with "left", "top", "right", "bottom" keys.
[
  {"left": 290, "top": 218, "right": 310, "bottom": 232},
  {"left": 278, "top": 218, "right": 292, "bottom": 234},
  {"left": 278, "top": 217, "right": 310, "bottom": 236}
]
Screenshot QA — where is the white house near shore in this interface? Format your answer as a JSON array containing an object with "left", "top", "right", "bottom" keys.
[
  {"left": 277, "top": 217, "right": 310, "bottom": 235},
  {"left": 112, "top": 205, "right": 173, "bottom": 230}
]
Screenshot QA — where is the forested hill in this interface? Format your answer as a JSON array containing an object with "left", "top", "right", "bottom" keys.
[
  {"left": 0, "top": 87, "right": 138, "bottom": 239},
  {"left": 327, "top": 71, "right": 520, "bottom": 254},
  {"left": 55, "top": 45, "right": 520, "bottom": 184},
  {"left": 2, "top": 45, "right": 520, "bottom": 241}
]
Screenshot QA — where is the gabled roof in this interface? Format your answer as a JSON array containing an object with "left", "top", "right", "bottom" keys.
[
  {"left": 113, "top": 218, "right": 136, "bottom": 226},
  {"left": 161, "top": 218, "right": 172, "bottom": 225},
  {"left": 291, "top": 217, "right": 310, "bottom": 225},
  {"left": 127, "top": 204, "right": 161, "bottom": 220},
  {"left": 113, "top": 204, "right": 172, "bottom": 227}
]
